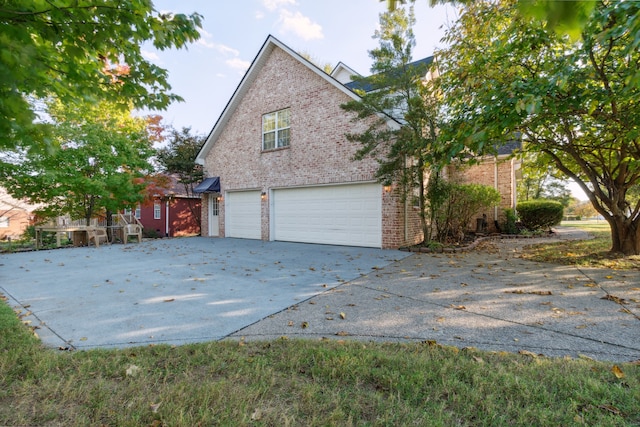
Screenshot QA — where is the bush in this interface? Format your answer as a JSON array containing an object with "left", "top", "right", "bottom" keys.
[
  {"left": 503, "top": 208, "right": 518, "bottom": 234},
  {"left": 431, "top": 182, "right": 501, "bottom": 242},
  {"left": 517, "top": 200, "right": 564, "bottom": 230}
]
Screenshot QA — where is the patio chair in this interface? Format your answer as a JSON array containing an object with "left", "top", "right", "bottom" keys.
[
  {"left": 124, "top": 223, "right": 142, "bottom": 244},
  {"left": 87, "top": 227, "right": 109, "bottom": 248}
]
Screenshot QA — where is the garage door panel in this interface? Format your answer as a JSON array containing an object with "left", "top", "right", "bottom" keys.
[
  {"left": 273, "top": 184, "right": 381, "bottom": 247},
  {"left": 226, "top": 191, "right": 261, "bottom": 239}
]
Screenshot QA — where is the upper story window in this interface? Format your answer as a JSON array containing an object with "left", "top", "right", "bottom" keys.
[
  {"left": 153, "top": 203, "right": 161, "bottom": 219},
  {"left": 262, "top": 108, "right": 290, "bottom": 150},
  {"left": 0, "top": 216, "right": 8, "bottom": 228}
]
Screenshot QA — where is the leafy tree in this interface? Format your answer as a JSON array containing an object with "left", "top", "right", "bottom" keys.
[
  {"left": 341, "top": 8, "right": 444, "bottom": 242},
  {"left": 0, "top": 1, "right": 202, "bottom": 152},
  {"left": 0, "top": 101, "right": 155, "bottom": 225},
  {"left": 156, "top": 127, "right": 205, "bottom": 228},
  {"left": 518, "top": 154, "right": 572, "bottom": 207},
  {"left": 438, "top": 0, "right": 640, "bottom": 255},
  {"left": 382, "top": 0, "right": 599, "bottom": 39}
]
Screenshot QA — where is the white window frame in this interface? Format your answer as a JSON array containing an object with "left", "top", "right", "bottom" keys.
[
  {"left": 135, "top": 205, "right": 141, "bottom": 219},
  {"left": 0, "top": 216, "right": 8, "bottom": 228},
  {"left": 153, "top": 202, "right": 161, "bottom": 220},
  {"left": 262, "top": 108, "right": 290, "bottom": 150}
]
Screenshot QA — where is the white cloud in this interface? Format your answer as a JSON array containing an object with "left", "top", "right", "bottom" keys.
[
  {"left": 141, "top": 50, "right": 160, "bottom": 61},
  {"left": 196, "top": 29, "right": 240, "bottom": 56},
  {"left": 226, "top": 58, "right": 251, "bottom": 72},
  {"left": 278, "top": 9, "right": 324, "bottom": 41},
  {"left": 262, "top": 0, "right": 296, "bottom": 12}
]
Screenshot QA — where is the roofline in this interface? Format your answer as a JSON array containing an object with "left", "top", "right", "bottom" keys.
[
  {"left": 330, "top": 61, "right": 362, "bottom": 80},
  {"left": 196, "top": 35, "right": 368, "bottom": 165}
]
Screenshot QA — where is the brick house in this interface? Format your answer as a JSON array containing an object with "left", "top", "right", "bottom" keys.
[
  {"left": 0, "top": 188, "right": 38, "bottom": 240},
  {"left": 125, "top": 174, "right": 201, "bottom": 238},
  {"left": 195, "top": 35, "right": 518, "bottom": 248}
]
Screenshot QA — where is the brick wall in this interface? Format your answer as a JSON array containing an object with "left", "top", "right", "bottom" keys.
[
  {"left": 202, "top": 45, "right": 420, "bottom": 248},
  {"left": 447, "top": 157, "right": 517, "bottom": 233},
  {"left": 0, "top": 209, "right": 32, "bottom": 240}
]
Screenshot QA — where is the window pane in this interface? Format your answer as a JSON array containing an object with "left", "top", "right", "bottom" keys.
[
  {"left": 277, "top": 128, "right": 290, "bottom": 147},
  {"left": 262, "top": 113, "right": 275, "bottom": 132},
  {"left": 277, "top": 109, "right": 290, "bottom": 128},
  {"left": 263, "top": 131, "right": 275, "bottom": 150}
]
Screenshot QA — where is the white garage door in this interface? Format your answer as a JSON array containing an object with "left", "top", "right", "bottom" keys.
[
  {"left": 226, "top": 191, "right": 261, "bottom": 239},
  {"left": 273, "top": 183, "right": 382, "bottom": 247}
]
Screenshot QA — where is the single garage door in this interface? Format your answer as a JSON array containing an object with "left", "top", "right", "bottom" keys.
[
  {"left": 226, "top": 190, "right": 261, "bottom": 239},
  {"left": 273, "top": 183, "right": 382, "bottom": 247}
]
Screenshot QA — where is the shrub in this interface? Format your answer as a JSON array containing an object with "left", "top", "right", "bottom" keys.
[
  {"left": 517, "top": 200, "right": 564, "bottom": 230},
  {"left": 431, "top": 182, "right": 501, "bottom": 242},
  {"left": 503, "top": 208, "right": 518, "bottom": 234}
]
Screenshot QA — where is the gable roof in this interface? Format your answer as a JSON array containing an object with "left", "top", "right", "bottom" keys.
[
  {"left": 344, "top": 56, "right": 434, "bottom": 93},
  {"left": 196, "top": 35, "right": 364, "bottom": 165},
  {"left": 330, "top": 61, "right": 362, "bottom": 84}
]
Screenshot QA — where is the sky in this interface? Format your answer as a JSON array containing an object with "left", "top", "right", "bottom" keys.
[
  {"left": 145, "top": 0, "right": 587, "bottom": 201},
  {"left": 145, "top": 0, "right": 458, "bottom": 136}
]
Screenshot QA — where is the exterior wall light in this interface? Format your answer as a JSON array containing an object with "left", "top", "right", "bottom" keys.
[
  {"left": 383, "top": 185, "right": 392, "bottom": 193},
  {"left": 261, "top": 191, "right": 267, "bottom": 200}
]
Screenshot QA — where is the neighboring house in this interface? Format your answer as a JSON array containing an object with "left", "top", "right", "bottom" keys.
[
  {"left": 125, "top": 174, "right": 201, "bottom": 237},
  {"left": 0, "top": 188, "right": 39, "bottom": 240},
  {"left": 195, "top": 35, "right": 518, "bottom": 248}
]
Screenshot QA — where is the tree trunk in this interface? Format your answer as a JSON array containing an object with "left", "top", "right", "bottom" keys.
[{"left": 608, "top": 216, "right": 640, "bottom": 255}]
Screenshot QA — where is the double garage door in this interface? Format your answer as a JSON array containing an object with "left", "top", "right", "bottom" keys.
[{"left": 225, "top": 183, "right": 382, "bottom": 248}]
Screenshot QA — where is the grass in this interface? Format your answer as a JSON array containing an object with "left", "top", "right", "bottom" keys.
[
  {"left": 518, "top": 220, "right": 640, "bottom": 270},
  {"left": 2, "top": 220, "right": 640, "bottom": 425},
  {"left": 1, "top": 301, "right": 639, "bottom": 426}
]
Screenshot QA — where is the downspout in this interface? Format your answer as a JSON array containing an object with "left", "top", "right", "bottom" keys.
[
  {"left": 165, "top": 198, "right": 170, "bottom": 237},
  {"left": 494, "top": 158, "right": 499, "bottom": 223},
  {"left": 404, "top": 155, "right": 408, "bottom": 243}
]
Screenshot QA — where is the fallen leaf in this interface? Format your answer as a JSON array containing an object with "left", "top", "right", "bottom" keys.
[
  {"left": 339, "top": 312, "right": 346, "bottom": 319},
  {"left": 80, "top": 337, "right": 88, "bottom": 341},
  {"left": 251, "top": 408, "right": 263, "bottom": 421},
  {"left": 287, "top": 321, "right": 294, "bottom": 327},
  {"left": 150, "top": 402, "right": 161, "bottom": 413},
  {"left": 518, "top": 350, "right": 538, "bottom": 358},
  {"left": 598, "top": 404, "right": 621, "bottom": 415},
  {"left": 335, "top": 331, "right": 349, "bottom": 336},
  {"left": 583, "top": 283, "right": 597, "bottom": 288},
  {"left": 126, "top": 364, "right": 141, "bottom": 377},
  {"left": 612, "top": 365, "right": 625, "bottom": 379},
  {"left": 163, "top": 298, "right": 175, "bottom": 302},
  {"left": 301, "top": 321, "right": 309, "bottom": 329},
  {"left": 601, "top": 294, "right": 626, "bottom": 304},
  {"left": 450, "top": 305, "right": 466, "bottom": 310}
]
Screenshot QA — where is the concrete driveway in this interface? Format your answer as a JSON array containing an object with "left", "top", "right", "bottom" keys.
[
  {"left": 228, "top": 230, "right": 640, "bottom": 363},
  {"left": 0, "top": 238, "right": 407, "bottom": 349},
  {"left": 2, "top": 231, "right": 639, "bottom": 362}
]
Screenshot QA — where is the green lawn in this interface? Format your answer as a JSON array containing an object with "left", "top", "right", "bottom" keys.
[
  {"left": 518, "top": 220, "right": 640, "bottom": 270},
  {"left": 2, "top": 221, "right": 640, "bottom": 425},
  {"left": 1, "top": 298, "right": 639, "bottom": 426}
]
